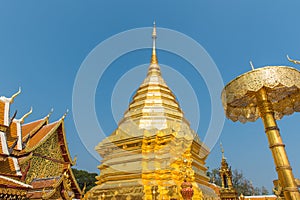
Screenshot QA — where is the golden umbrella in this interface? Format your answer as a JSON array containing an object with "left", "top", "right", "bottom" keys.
[{"left": 222, "top": 65, "right": 300, "bottom": 200}]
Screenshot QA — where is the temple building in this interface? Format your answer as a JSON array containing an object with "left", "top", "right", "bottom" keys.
[
  {"left": 85, "top": 24, "right": 219, "bottom": 200},
  {"left": 0, "top": 89, "right": 82, "bottom": 199},
  {"left": 218, "top": 145, "right": 238, "bottom": 200}
]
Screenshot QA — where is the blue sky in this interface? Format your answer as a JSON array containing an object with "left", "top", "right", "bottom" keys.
[{"left": 1, "top": 1, "right": 300, "bottom": 192}]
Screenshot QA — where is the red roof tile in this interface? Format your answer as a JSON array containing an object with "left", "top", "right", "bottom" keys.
[
  {"left": 27, "top": 177, "right": 61, "bottom": 199},
  {"left": 24, "top": 121, "right": 60, "bottom": 152},
  {"left": 22, "top": 118, "right": 48, "bottom": 141},
  {"left": 30, "top": 177, "right": 60, "bottom": 189}
]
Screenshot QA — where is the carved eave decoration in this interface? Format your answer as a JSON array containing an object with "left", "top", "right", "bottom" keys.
[
  {"left": 27, "top": 169, "right": 82, "bottom": 199},
  {"left": 64, "top": 166, "right": 83, "bottom": 198},
  {"left": 59, "top": 119, "right": 75, "bottom": 166},
  {"left": 0, "top": 155, "right": 7, "bottom": 162},
  {"left": 0, "top": 175, "right": 32, "bottom": 198},
  {"left": 222, "top": 66, "right": 300, "bottom": 123}
]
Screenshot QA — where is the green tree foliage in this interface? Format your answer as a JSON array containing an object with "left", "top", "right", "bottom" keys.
[
  {"left": 72, "top": 168, "right": 97, "bottom": 192},
  {"left": 261, "top": 186, "right": 269, "bottom": 195},
  {"left": 207, "top": 168, "right": 269, "bottom": 196}
]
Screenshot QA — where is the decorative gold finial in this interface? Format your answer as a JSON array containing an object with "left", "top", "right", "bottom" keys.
[
  {"left": 151, "top": 21, "right": 158, "bottom": 64},
  {"left": 20, "top": 107, "right": 33, "bottom": 124},
  {"left": 72, "top": 155, "right": 77, "bottom": 165},
  {"left": 61, "top": 109, "right": 69, "bottom": 120},
  {"left": 82, "top": 183, "right": 87, "bottom": 195},
  {"left": 287, "top": 54, "right": 300, "bottom": 64},
  {"left": 46, "top": 108, "right": 54, "bottom": 118},
  {"left": 220, "top": 142, "right": 225, "bottom": 159},
  {"left": 10, "top": 87, "right": 21, "bottom": 103},
  {"left": 249, "top": 61, "right": 255, "bottom": 70}
]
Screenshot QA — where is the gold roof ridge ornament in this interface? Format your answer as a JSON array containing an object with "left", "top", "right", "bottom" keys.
[
  {"left": 46, "top": 108, "right": 54, "bottom": 119},
  {"left": 222, "top": 64, "right": 300, "bottom": 200},
  {"left": 20, "top": 107, "right": 33, "bottom": 124},
  {"left": 61, "top": 109, "right": 69, "bottom": 120},
  {"left": 287, "top": 54, "right": 300, "bottom": 64},
  {"left": 9, "top": 87, "right": 21, "bottom": 103}
]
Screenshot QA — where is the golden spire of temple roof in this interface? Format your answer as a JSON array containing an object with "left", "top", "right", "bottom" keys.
[
  {"left": 151, "top": 21, "right": 158, "bottom": 64},
  {"left": 61, "top": 109, "right": 69, "bottom": 120},
  {"left": 46, "top": 108, "right": 54, "bottom": 119},
  {"left": 220, "top": 142, "right": 225, "bottom": 159},
  {"left": 118, "top": 22, "right": 185, "bottom": 130},
  {"left": 148, "top": 21, "right": 161, "bottom": 76}
]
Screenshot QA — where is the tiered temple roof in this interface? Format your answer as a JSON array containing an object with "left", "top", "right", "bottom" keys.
[{"left": 0, "top": 89, "right": 82, "bottom": 199}]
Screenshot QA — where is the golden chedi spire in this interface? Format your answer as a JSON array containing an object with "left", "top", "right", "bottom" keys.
[
  {"left": 119, "top": 22, "right": 186, "bottom": 131},
  {"left": 151, "top": 21, "right": 158, "bottom": 64},
  {"left": 148, "top": 21, "right": 160, "bottom": 76},
  {"left": 220, "top": 142, "right": 225, "bottom": 160}
]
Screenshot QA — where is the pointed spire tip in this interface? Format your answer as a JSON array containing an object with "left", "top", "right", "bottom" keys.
[
  {"left": 220, "top": 142, "right": 225, "bottom": 159},
  {"left": 46, "top": 108, "right": 54, "bottom": 118},
  {"left": 151, "top": 22, "right": 158, "bottom": 65},
  {"left": 152, "top": 21, "right": 157, "bottom": 38},
  {"left": 61, "top": 109, "right": 69, "bottom": 120},
  {"left": 250, "top": 61, "right": 255, "bottom": 70}
]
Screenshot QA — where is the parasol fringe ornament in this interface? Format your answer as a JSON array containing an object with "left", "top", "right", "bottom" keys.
[
  {"left": 222, "top": 66, "right": 300, "bottom": 123},
  {"left": 222, "top": 65, "right": 300, "bottom": 200},
  {"left": 287, "top": 55, "right": 300, "bottom": 65}
]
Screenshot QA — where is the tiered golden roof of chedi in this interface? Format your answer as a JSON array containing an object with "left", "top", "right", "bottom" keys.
[
  {"left": 0, "top": 89, "right": 82, "bottom": 199},
  {"left": 85, "top": 24, "right": 218, "bottom": 200}
]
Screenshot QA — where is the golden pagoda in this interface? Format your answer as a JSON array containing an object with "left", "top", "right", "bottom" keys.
[
  {"left": 0, "top": 89, "right": 82, "bottom": 199},
  {"left": 86, "top": 23, "right": 218, "bottom": 200}
]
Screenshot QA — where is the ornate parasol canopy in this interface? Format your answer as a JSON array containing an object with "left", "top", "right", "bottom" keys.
[{"left": 222, "top": 66, "right": 300, "bottom": 123}]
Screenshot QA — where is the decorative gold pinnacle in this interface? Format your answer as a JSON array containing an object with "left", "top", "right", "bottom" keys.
[
  {"left": 147, "top": 22, "right": 161, "bottom": 76},
  {"left": 151, "top": 21, "right": 158, "bottom": 64},
  {"left": 20, "top": 107, "right": 33, "bottom": 124},
  {"left": 10, "top": 87, "right": 21, "bottom": 103},
  {"left": 220, "top": 142, "right": 225, "bottom": 159},
  {"left": 62, "top": 109, "right": 69, "bottom": 120},
  {"left": 46, "top": 108, "right": 54, "bottom": 118}
]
